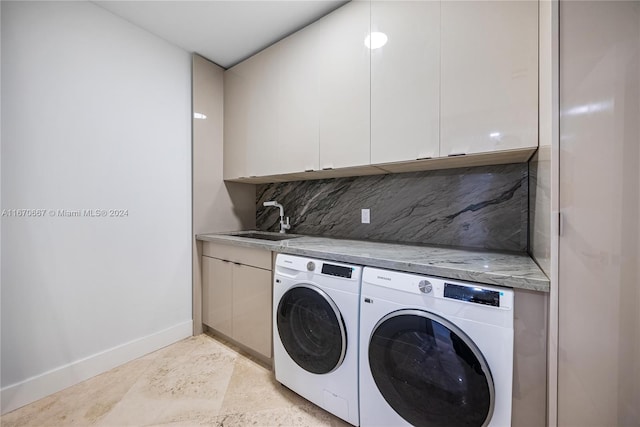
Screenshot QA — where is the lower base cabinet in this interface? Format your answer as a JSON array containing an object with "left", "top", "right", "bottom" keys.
[
  {"left": 232, "top": 263, "right": 271, "bottom": 358},
  {"left": 202, "top": 257, "right": 234, "bottom": 337},
  {"left": 202, "top": 243, "right": 272, "bottom": 359}
]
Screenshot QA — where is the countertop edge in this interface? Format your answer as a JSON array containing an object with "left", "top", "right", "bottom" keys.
[{"left": 196, "top": 233, "right": 550, "bottom": 293}]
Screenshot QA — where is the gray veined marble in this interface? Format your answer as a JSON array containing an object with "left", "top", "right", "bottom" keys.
[
  {"left": 196, "top": 233, "right": 550, "bottom": 292},
  {"left": 257, "top": 164, "right": 528, "bottom": 252}
]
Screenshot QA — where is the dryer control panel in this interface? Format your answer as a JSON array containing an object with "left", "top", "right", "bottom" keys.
[{"left": 362, "top": 267, "right": 513, "bottom": 311}]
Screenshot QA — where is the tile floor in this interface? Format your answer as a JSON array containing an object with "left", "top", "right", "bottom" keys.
[{"left": 1, "top": 334, "right": 350, "bottom": 427}]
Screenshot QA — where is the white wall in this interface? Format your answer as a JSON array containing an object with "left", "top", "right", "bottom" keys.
[{"left": 1, "top": 1, "right": 192, "bottom": 413}]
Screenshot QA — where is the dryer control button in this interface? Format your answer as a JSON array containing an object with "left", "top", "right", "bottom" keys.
[
  {"left": 306, "top": 262, "right": 316, "bottom": 272},
  {"left": 418, "top": 280, "right": 432, "bottom": 294}
]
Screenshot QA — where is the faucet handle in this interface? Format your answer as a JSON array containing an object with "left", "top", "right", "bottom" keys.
[{"left": 283, "top": 217, "right": 291, "bottom": 230}]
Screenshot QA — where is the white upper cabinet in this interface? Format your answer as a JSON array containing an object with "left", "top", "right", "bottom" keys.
[
  {"left": 224, "top": 0, "right": 540, "bottom": 182},
  {"left": 440, "top": 0, "right": 538, "bottom": 156},
  {"left": 316, "top": 0, "right": 371, "bottom": 170},
  {"left": 243, "top": 49, "right": 280, "bottom": 177},
  {"left": 224, "top": 1, "right": 369, "bottom": 179},
  {"left": 371, "top": 1, "right": 441, "bottom": 164},
  {"left": 273, "top": 28, "right": 320, "bottom": 174},
  {"left": 224, "top": 47, "right": 280, "bottom": 179}
]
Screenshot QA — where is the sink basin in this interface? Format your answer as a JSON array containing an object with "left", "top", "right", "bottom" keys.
[{"left": 229, "top": 232, "right": 299, "bottom": 241}]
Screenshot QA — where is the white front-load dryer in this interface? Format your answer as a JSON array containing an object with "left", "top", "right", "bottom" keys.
[
  {"left": 273, "top": 254, "right": 361, "bottom": 426},
  {"left": 359, "top": 267, "right": 514, "bottom": 427}
]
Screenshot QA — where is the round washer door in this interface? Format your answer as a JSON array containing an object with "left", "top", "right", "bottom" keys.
[
  {"left": 276, "top": 284, "right": 346, "bottom": 374},
  {"left": 368, "top": 309, "right": 495, "bottom": 427}
]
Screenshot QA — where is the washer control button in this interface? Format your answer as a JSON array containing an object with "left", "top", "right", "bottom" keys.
[
  {"left": 306, "top": 262, "right": 316, "bottom": 272},
  {"left": 418, "top": 280, "right": 432, "bottom": 294}
]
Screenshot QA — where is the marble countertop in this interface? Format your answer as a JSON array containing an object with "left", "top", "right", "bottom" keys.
[{"left": 196, "top": 231, "right": 550, "bottom": 292}]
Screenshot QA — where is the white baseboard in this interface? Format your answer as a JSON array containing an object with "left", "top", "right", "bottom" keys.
[{"left": 0, "top": 320, "right": 193, "bottom": 415}]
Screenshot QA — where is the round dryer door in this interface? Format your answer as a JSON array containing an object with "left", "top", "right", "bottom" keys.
[
  {"left": 368, "top": 309, "right": 494, "bottom": 427},
  {"left": 277, "top": 285, "right": 346, "bottom": 374}
]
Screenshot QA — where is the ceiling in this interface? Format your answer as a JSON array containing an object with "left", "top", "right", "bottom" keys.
[{"left": 94, "top": 1, "right": 347, "bottom": 69}]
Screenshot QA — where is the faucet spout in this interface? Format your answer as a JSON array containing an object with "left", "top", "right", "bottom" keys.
[
  {"left": 263, "top": 200, "right": 284, "bottom": 218},
  {"left": 263, "top": 200, "right": 291, "bottom": 234}
]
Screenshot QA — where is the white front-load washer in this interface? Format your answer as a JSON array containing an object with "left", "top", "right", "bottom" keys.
[
  {"left": 359, "top": 267, "right": 514, "bottom": 427},
  {"left": 273, "top": 254, "right": 361, "bottom": 426}
]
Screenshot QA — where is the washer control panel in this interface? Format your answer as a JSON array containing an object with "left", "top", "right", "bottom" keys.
[
  {"left": 321, "top": 263, "right": 353, "bottom": 279},
  {"left": 275, "top": 254, "right": 362, "bottom": 283},
  {"left": 444, "top": 283, "right": 500, "bottom": 307}
]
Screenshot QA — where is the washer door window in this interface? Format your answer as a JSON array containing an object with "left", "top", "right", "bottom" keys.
[
  {"left": 277, "top": 284, "right": 346, "bottom": 374},
  {"left": 369, "top": 309, "right": 494, "bottom": 427}
]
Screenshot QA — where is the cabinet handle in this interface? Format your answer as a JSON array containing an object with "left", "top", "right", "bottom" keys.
[
  {"left": 416, "top": 156, "right": 432, "bottom": 160},
  {"left": 304, "top": 168, "right": 314, "bottom": 172},
  {"left": 447, "top": 152, "right": 466, "bottom": 157},
  {"left": 322, "top": 166, "right": 334, "bottom": 171},
  {"left": 233, "top": 262, "right": 242, "bottom": 266}
]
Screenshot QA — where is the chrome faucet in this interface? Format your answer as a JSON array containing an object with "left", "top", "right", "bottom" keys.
[{"left": 263, "top": 200, "right": 291, "bottom": 234}]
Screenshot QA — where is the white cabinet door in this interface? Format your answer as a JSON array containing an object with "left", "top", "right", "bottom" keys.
[
  {"left": 232, "top": 263, "right": 272, "bottom": 359},
  {"left": 371, "top": 0, "right": 440, "bottom": 164},
  {"left": 243, "top": 50, "right": 280, "bottom": 177},
  {"left": 274, "top": 28, "right": 320, "bottom": 174},
  {"left": 317, "top": 0, "right": 371, "bottom": 170},
  {"left": 224, "top": 1, "right": 370, "bottom": 177},
  {"left": 225, "top": 32, "right": 318, "bottom": 178},
  {"left": 224, "top": 49, "right": 280, "bottom": 179},
  {"left": 441, "top": 0, "right": 538, "bottom": 156},
  {"left": 202, "top": 245, "right": 273, "bottom": 359},
  {"left": 202, "top": 256, "right": 233, "bottom": 337}
]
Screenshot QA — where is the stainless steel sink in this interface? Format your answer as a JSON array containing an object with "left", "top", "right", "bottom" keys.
[{"left": 227, "top": 232, "right": 300, "bottom": 241}]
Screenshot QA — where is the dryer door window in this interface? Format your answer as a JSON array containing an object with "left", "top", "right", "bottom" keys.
[
  {"left": 277, "top": 285, "right": 346, "bottom": 374},
  {"left": 368, "top": 309, "right": 494, "bottom": 427}
]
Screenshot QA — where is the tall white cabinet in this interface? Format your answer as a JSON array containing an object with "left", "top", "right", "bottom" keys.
[
  {"left": 370, "top": 1, "right": 440, "bottom": 164},
  {"left": 440, "top": 0, "right": 538, "bottom": 156}
]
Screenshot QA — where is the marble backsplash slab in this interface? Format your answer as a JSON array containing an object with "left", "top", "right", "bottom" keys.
[{"left": 256, "top": 164, "right": 528, "bottom": 252}]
